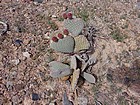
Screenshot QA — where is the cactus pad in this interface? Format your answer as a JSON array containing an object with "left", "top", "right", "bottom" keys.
[
  {"left": 49, "top": 61, "right": 72, "bottom": 78},
  {"left": 50, "top": 36, "right": 75, "bottom": 53},
  {"left": 74, "top": 35, "right": 90, "bottom": 52},
  {"left": 63, "top": 18, "right": 84, "bottom": 36}
]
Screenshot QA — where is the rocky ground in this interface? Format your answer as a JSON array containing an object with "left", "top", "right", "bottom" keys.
[{"left": 0, "top": 0, "right": 140, "bottom": 105}]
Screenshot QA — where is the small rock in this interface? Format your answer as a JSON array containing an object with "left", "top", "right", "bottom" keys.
[
  {"left": 14, "top": 83, "right": 24, "bottom": 91},
  {"left": 6, "top": 81, "right": 13, "bottom": 90},
  {"left": 33, "top": 0, "right": 43, "bottom": 3},
  {"left": 14, "top": 26, "right": 22, "bottom": 33},
  {"left": 23, "top": 52, "right": 31, "bottom": 58},
  {"left": 32, "top": 93, "right": 39, "bottom": 101},
  {"left": 12, "top": 95, "right": 19, "bottom": 105},
  {"left": 49, "top": 102, "right": 56, "bottom": 105},
  {"left": 10, "top": 71, "right": 17, "bottom": 79},
  {"left": 72, "top": 15, "right": 76, "bottom": 19},
  {"left": 11, "top": 59, "right": 20, "bottom": 65},
  {"left": 44, "top": 32, "right": 50, "bottom": 39},
  {"left": 77, "top": 97, "right": 88, "bottom": 105},
  {"left": 65, "top": 80, "right": 71, "bottom": 86},
  {"left": 44, "top": 90, "right": 51, "bottom": 96},
  {"left": 123, "top": 77, "right": 131, "bottom": 85},
  {"left": 136, "top": 1, "right": 140, "bottom": 9},
  {"left": 14, "top": 39, "right": 23, "bottom": 46},
  {"left": 52, "top": 15, "right": 57, "bottom": 18}
]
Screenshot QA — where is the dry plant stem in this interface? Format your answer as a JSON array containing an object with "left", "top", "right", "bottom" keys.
[{"left": 74, "top": 89, "right": 78, "bottom": 105}]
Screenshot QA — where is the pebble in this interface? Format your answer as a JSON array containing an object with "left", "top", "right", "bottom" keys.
[
  {"left": 123, "top": 77, "right": 131, "bottom": 85},
  {"left": 49, "top": 102, "right": 56, "bottom": 105},
  {"left": 77, "top": 97, "right": 88, "bottom": 105},
  {"left": 14, "top": 39, "right": 23, "bottom": 46},
  {"left": 23, "top": 52, "right": 31, "bottom": 58},
  {"left": 12, "top": 95, "right": 19, "bottom": 105},
  {"left": 10, "top": 71, "right": 18, "bottom": 79},
  {"left": 44, "top": 32, "right": 50, "bottom": 39},
  {"left": 33, "top": 0, "right": 43, "bottom": 3},
  {"left": 136, "top": 1, "right": 140, "bottom": 9},
  {"left": 6, "top": 81, "right": 13, "bottom": 90},
  {"left": 52, "top": 15, "right": 57, "bottom": 18},
  {"left": 14, "top": 26, "right": 22, "bottom": 33},
  {"left": 14, "top": 83, "right": 24, "bottom": 91},
  {"left": 32, "top": 93, "right": 39, "bottom": 101},
  {"left": 11, "top": 59, "right": 20, "bottom": 65}
]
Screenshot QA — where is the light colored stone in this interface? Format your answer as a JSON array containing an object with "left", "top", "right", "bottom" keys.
[
  {"left": 23, "top": 52, "right": 31, "bottom": 58},
  {"left": 51, "top": 15, "right": 57, "bottom": 18},
  {"left": 11, "top": 59, "right": 20, "bottom": 65},
  {"left": 49, "top": 102, "right": 55, "bottom": 105}
]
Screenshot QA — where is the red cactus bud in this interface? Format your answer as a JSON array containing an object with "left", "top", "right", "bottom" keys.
[
  {"left": 63, "top": 29, "right": 69, "bottom": 35},
  {"left": 52, "top": 37, "right": 58, "bottom": 42},
  {"left": 67, "top": 13, "right": 73, "bottom": 19},
  {"left": 58, "top": 33, "right": 64, "bottom": 39},
  {"left": 63, "top": 13, "right": 67, "bottom": 19}
]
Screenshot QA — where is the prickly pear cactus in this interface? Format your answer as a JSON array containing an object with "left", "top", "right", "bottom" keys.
[
  {"left": 49, "top": 30, "right": 61, "bottom": 39},
  {"left": 63, "top": 18, "right": 84, "bottom": 36},
  {"left": 50, "top": 36, "right": 75, "bottom": 53},
  {"left": 74, "top": 35, "right": 90, "bottom": 52},
  {"left": 49, "top": 61, "right": 72, "bottom": 78}
]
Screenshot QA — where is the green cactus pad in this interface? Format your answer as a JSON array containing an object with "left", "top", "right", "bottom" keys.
[
  {"left": 49, "top": 61, "right": 72, "bottom": 78},
  {"left": 50, "top": 36, "right": 75, "bottom": 53},
  {"left": 63, "top": 18, "right": 84, "bottom": 36},
  {"left": 74, "top": 35, "right": 90, "bottom": 52}
]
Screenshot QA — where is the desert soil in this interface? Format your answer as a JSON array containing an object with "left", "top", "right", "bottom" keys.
[{"left": 0, "top": 0, "right": 140, "bottom": 105}]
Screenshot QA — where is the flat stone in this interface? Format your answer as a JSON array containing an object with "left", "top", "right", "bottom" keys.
[
  {"left": 32, "top": 93, "right": 39, "bottom": 101},
  {"left": 11, "top": 59, "right": 20, "bottom": 65},
  {"left": 23, "top": 52, "right": 31, "bottom": 58},
  {"left": 14, "top": 39, "right": 23, "bottom": 46},
  {"left": 49, "top": 102, "right": 55, "bottom": 105},
  {"left": 33, "top": 0, "right": 43, "bottom": 3}
]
